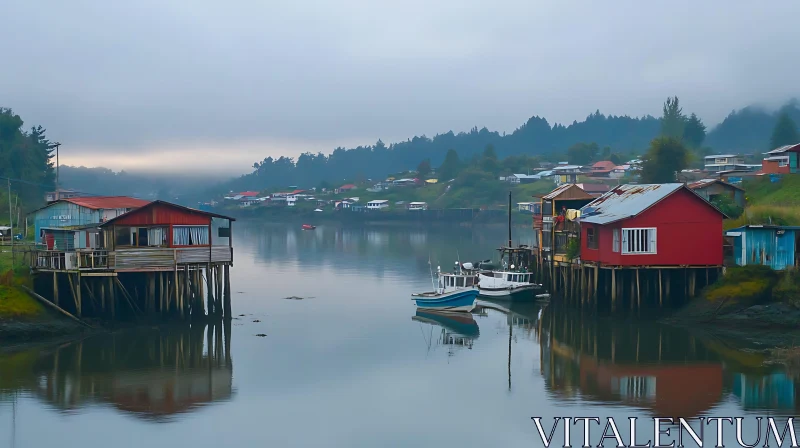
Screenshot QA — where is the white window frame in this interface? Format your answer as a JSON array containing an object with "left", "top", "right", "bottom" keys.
[{"left": 621, "top": 227, "right": 657, "bottom": 255}]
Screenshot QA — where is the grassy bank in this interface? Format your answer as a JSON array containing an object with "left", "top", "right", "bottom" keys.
[{"left": 675, "top": 266, "right": 800, "bottom": 327}]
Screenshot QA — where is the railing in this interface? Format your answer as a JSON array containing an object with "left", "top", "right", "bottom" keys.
[{"left": 32, "top": 246, "right": 233, "bottom": 271}]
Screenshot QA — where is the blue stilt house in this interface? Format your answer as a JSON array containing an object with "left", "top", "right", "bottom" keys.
[{"left": 725, "top": 225, "right": 800, "bottom": 270}]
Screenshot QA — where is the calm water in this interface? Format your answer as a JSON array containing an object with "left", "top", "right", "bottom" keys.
[{"left": 0, "top": 224, "right": 797, "bottom": 447}]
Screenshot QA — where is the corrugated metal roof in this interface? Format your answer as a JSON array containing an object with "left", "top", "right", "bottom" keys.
[
  {"left": 766, "top": 143, "right": 800, "bottom": 154},
  {"left": 688, "top": 178, "right": 744, "bottom": 191},
  {"left": 64, "top": 196, "right": 151, "bottom": 210},
  {"left": 100, "top": 200, "right": 235, "bottom": 227},
  {"left": 579, "top": 183, "right": 685, "bottom": 225},
  {"left": 540, "top": 184, "right": 593, "bottom": 201}
]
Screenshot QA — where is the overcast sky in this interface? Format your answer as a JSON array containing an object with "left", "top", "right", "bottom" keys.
[{"left": 2, "top": 0, "right": 799, "bottom": 175}]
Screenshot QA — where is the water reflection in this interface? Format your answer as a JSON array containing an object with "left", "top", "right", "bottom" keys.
[
  {"left": 0, "top": 321, "right": 233, "bottom": 422},
  {"left": 412, "top": 309, "right": 480, "bottom": 354},
  {"left": 531, "top": 305, "right": 800, "bottom": 417}
]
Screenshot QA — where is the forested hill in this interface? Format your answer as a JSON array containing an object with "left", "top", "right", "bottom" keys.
[
  {"left": 224, "top": 112, "right": 661, "bottom": 192},
  {"left": 220, "top": 100, "right": 800, "bottom": 193},
  {"left": 706, "top": 100, "right": 800, "bottom": 151}
]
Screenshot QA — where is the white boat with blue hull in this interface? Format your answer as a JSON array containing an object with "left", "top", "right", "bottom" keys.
[
  {"left": 412, "top": 265, "right": 479, "bottom": 312},
  {"left": 412, "top": 288, "right": 478, "bottom": 312}
]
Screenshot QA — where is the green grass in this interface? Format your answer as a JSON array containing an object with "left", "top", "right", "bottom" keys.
[
  {"left": 0, "top": 285, "right": 43, "bottom": 317},
  {"left": 743, "top": 175, "right": 800, "bottom": 206}
]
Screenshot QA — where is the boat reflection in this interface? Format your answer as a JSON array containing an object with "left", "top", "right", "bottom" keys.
[
  {"left": 0, "top": 321, "right": 234, "bottom": 421},
  {"left": 533, "top": 306, "right": 800, "bottom": 416},
  {"left": 412, "top": 309, "right": 480, "bottom": 353}
]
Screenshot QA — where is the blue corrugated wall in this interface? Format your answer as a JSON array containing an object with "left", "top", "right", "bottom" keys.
[
  {"left": 735, "top": 228, "right": 797, "bottom": 270},
  {"left": 33, "top": 203, "right": 100, "bottom": 244}
]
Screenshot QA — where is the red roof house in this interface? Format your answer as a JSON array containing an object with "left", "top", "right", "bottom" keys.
[
  {"left": 762, "top": 143, "right": 800, "bottom": 175},
  {"left": 588, "top": 161, "right": 617, "bottom": 177},
  {"left": 579, "top": 184, "right": 725, "bottom": 266}
]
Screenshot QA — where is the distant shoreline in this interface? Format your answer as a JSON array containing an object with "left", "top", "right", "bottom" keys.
[{"left": 218, "top": 207, "right": 533, "bottom": 226}]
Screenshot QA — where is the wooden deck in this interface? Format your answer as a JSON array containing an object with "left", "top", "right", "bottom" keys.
[{"left": 32, "top": 246, "right": 233, "bottom": 272}]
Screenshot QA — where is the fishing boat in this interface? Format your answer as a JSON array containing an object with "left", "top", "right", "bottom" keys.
[
  {"left": 477, "top": 192, "right": 545, "bottom": 300},
  {"left": 301, "top": 224, "right": 316, "bottom": 230},
  {"left": 411, "top": 265, "right": 479, "bottom": 312}
]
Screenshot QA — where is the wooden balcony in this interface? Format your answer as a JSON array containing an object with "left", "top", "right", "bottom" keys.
[{"left": 32, "top": 246, "right": 233, "bottom": 272}]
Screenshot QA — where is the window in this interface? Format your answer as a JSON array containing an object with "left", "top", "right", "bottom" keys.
[
  {"left": 586, "top": 227, "right": 597, "bottom": 249},
  {"left": 507, "top": 274, "right": 513, "bottom": 281},
  {"left": 456, "top": 277, "right": 464, "bottom": 288},
  {"left": 613, "top": 229, "right": 620, "bottom": 253},
  {"left": 173, "top": 226, "right": 210, "bottom": 246},
  {"left": 621, "top": 228, "right": 657, "bottom": 255}
]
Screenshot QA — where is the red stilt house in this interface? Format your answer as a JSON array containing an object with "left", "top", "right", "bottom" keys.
[{"left": 579, "top": 184, "right": 725, "bottom": 267}]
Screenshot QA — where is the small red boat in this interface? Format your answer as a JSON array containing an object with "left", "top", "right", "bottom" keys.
[{"left": 301, "top": 224, "right": 316, "bottom": 230}]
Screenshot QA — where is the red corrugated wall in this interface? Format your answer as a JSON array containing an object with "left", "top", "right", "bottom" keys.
[
  {"left": 580, "top": 188, "right": 723, "bottom": 266},
  {"left": 109, "top": 203, "right": 211, "bottom": 226}
]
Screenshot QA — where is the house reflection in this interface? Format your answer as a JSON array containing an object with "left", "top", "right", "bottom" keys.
[
  {"left": 536, "top": 307, "right": 727, "bottom": 417},
  {"left": 6, "top": 321, "right": 233, "bottom": 421}
]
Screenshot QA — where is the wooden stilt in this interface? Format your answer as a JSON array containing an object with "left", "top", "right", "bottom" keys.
[
  {"left": 635, "top": 268, "right": 641, "bottom": 310},
  {"left": 206, "top": 265, "right": 213, "bottom": 316},
  {"left": 593, "top": 265, "right": 599, "bottom": 301},
  {"left": 99, "top": 280, "right": 105, "bottom": 316},
  {"left": 611, "top": 268, "right": 617, "bottom": 311},
  {"left": 108, "top": 276, "right": 116, "bottom": 319},
  {"left": 174, "top": 268, "right": 181, "bottom": 319},
  {"left": 658, "top": 269, "right": 663, "bottom": 307},
  {"left": 216, "top": 265, "right": 223, "bottom": 317},
  {"left": 53, "top": 272, "right": 59, "bottom": 306},
  {"left": 223, "top": 264, "right": 231, "bottom": 320}
]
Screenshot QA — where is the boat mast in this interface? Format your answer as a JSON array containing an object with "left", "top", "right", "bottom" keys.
[{"left": 508, "top": 191, "right": 512, "bottom": 248}]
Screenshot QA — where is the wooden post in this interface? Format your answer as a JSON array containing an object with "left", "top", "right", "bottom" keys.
[
  {"left": 223, "top": 264, "right": 232, "bottom": 320},
  {"left": 108, "top": 276, "right": 116, "bottom": 319},
  {"left": 75, "top": 274, "right": 83, "bottom": 317},
  {"left": 593, "top": 265, "right": 599, "bottom": 302},
  {"left": 99, "top": 280, "right": 105, "bottom": 316},
  {"left": 159, "top": 272, "right": 165, "bottom": 315},
  {"left": 206, "top": 265, "right": 214, "bottom": 317},
  {"left": 658, "top": 269, "right": 663, "bottom": 307},
  {"left": 611, "top": 268, "right": 617, "bottom": 312},
  {"left": 53, "top": 272, "right": 59, "bottom": 306},
  {"left": 216, "top": 265, "right": 223, "bottom": 317},
  {"left": 174, "top": 268, "right": 181, "bottom": 319},
  {"left": 635, "top": 269, "right": 641, "bottom": 310}
]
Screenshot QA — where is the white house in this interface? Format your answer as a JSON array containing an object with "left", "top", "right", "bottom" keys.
[
  {"left": 286, "top": 194, "right": 297, "bottom": 207},
  {"left": 704, "top": 154, "right": 746, "bottom": 172},
  {"left": 517, "top": 202, "right": 535, "bottom": 212},
  {"left": 506, "top": 174, "right": 538, "bottom": 184},
  {"left": 366, "top": 200, "right": 389, "bottom": 210},
  {"left": 408, "top": 202, "right": 428, "bottom": 211}
]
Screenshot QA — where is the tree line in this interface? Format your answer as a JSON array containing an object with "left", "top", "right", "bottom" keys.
[
  {"left": 221, "top": 99, "right": 800, "bottom": 193},
  {"left": 0, "top": 108, "right": 55, "bottom": 217}
]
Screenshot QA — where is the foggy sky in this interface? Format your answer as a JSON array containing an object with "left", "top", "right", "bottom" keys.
[{"left": 2, "top": 0, "right": 799, "bottom": 175}]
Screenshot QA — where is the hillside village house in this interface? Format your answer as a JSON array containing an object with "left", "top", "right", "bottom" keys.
[
  {"left": 610, "top": 165, "right": 629, "bottom": 179},
  {"left": 32, "top": 196, "right": 150, "bottom": 250},
  {"left": 761, "top": 143, "right": 800, "bottom": 174},
  {"left": 366, "top": 200, "right": 389, "bottom": 210},
  {"left": 408, "top": 202, "right": 428, "bottom": 211},
  {"left": 704, "top": 155, "right": 745, "bottom": 172},
  {"left": 588, "top": 161, "right": 616, "bottom": 178},
  {"left": 45, "top": 189, "right": 86, "bottom": 203},
  {"left": 578, "top": 184, "right": 725, "bottom": 267},
  {"left": 506, "top": 174, "right": 538, "bottom": 184},
  {"left": 552, "top": 165, "right": 583, "bottom": 185},
  {"left": 688, "top": 179, "right": 746, "bottom": 208},
  {"left": 335, "top": 184, "right": 357, "bottom": 194}
]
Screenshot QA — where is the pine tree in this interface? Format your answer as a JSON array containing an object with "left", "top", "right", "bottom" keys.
[
  {"left": 641, "top": 137, "right": 689, "bottom": 183},
  {"left": 683, "top": 113, "right": 706, "bottom": 148},
  {"left": 770, "top": 112, "right": 800, "bottom": 149},
  {"left": 660, "top": 96, "right": 686, "bottom": 139}
]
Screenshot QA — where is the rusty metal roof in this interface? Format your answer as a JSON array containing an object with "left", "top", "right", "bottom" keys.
[
  {"left": 766, "top": 143, "right": 800, "bottom": 154},
  {"left": 539, "top": 184, "right": 594, "bottom": 201},
  {"left": 687, "top": 178, "right": 744, "bottom": 191},
  {"left": 64, "top": 196, "right": 151, "bottom": 210},
  {"left": 579, "top": 183, "right": 684, "bottom": 225}
]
